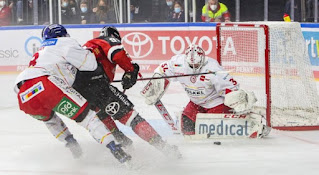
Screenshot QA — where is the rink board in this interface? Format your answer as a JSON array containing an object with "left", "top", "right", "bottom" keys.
[{"left": 1, "top": 23, "right": 319, "bottom": 77}]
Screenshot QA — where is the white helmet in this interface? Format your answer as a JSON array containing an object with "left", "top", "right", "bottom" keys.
[{"left": 185, "top": 45, "right": 206, "bottom": 72}]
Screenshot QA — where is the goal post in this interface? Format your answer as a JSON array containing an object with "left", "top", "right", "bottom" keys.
[{"left": 216, "top": 22, "right": 319, "bottom": 131}]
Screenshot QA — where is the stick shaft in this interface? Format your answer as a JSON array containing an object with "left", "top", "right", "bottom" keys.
[
  {"left": 138, "top": 73, "right": 179, "bottom": 134},
  {"left": 113, "top": 71, "right": 228, "bottom": 83}
]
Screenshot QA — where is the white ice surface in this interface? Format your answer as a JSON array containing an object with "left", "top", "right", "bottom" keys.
[{"left": 1, "top": 74, "right": 319, "bottom": 175}]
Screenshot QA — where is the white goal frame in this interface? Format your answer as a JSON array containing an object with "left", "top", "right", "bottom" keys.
[{"left": 216, "top": 22, "right": 319, "bottom": 131}]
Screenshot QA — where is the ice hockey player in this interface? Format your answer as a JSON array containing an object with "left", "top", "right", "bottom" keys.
[
  {"left": 71, "top": 26, "right": 182, "bottom": 158},
  {"left": 14, "top": 24, "right": 131, "bottom": 163},
  {"left": 141, "top": 44, "right": 271, "bottom": 138}
]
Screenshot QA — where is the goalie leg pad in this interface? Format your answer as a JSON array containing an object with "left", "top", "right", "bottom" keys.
[
  {"left": 247, "top": 113, "right": 271, "bottom": 138},
  {"left": 194, "top": 113, "right": 270, "bottom": 138}
]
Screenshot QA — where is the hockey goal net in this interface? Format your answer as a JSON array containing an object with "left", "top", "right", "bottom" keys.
[{"left": 216, "top": 22, "right": 319, "bottom": 131}]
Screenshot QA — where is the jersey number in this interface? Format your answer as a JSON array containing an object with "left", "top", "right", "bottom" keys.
[
  {"left": 161, "top": 63, "right": 168, "bottom": 72},
  {"left": 29, "top": 52, "right": 39, "bottom": 67},
  {"left": 229, "top": 78, "right": 237, "bottom": 85}
]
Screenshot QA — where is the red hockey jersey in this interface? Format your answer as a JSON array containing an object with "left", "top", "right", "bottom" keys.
[{"left": 83, "top": 37, "right": 134, "bottom": 82}]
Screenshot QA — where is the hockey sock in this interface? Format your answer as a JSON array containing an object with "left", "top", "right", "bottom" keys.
[
  {"left": 130, "top": 115, "right": 160, "bottom": 142},
  {"left": 102, "top": 116, "right": 119, "bottom": 133}
]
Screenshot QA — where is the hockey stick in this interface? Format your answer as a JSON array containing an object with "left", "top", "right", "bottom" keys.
[
  {"left": 113, "top": 70, "right": 231, "bottom": 83},
  {"left": 138, "top": 73, "right": 180, "bottom": 134}
]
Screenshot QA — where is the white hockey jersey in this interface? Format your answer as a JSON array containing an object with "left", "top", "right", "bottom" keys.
[
  {"left": 156, "top": 54, "right": 239, "bottom": 109},
  {"left": 14, "top": 37, "right": 97, "bottom": 92}
]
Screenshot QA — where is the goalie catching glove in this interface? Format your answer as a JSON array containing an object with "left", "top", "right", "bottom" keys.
[
  {"left": 121, "top": 63, "right": 139, "bottom": 90},
  {"left": 224, "top": 89, "right": 257, "bottom": 114},
  {"left": 140, "top": 73, "right": 170, "bottom": 105}
]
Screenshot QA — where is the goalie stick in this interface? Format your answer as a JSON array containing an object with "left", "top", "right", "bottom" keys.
[
  {"left": 113, "top": 70, "right": 231, "bottom": 83},
  {"left": 138, "top": 73, "right": 180, "bottom": 134}
]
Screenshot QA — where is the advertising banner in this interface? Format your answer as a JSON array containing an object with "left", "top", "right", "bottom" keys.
[
  {"left": 93, "top": 27, "right": 216, "bottom": 72},
  {"left": 1, "top": 23, "right": 319, "bottom": 77},
  {"left": 303, "top": 30, "right": 319, "bottom": 78}
]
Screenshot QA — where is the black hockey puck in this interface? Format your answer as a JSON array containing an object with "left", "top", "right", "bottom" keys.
[{"left": 214, "top": 141, "right": 221, "bottom": 145}]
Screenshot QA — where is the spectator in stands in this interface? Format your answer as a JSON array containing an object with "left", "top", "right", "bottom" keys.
[
  {"left": 306, "top": 0, "right": 318, "bottom": 21},
  {"left": 16, "top": 0, "right": 23, "bottom": 24},
  {"left": 131, "top": 0, "right": 146, "bottom": 23},
  {"left": 91, "top": 0, "right": 116, "bottom": 24},
  {"left": 16, "top": 0, "right": 34, "bottom": 25},
  {"left": 167, "top": 1, "right": 184, "bottom": 22},
  {"left": 130, "top": 2, "right": 139, "bottom": 22},
  {"left": 0, "top": 0, "right": 12, "bottom": 26},
  {"left": 61, "top": 0, "right": 80, "bottom": 24},
  {"left": 284, "top": 0, "right": 301, "bottom": 22},
  {"left": 130, "top": 4, "right": 135, "bottom": 21},
  {"left": 79, "top": 0, "right": 92, "bottom": 24},
  {"left": 201, "top": 0, "right": 230, "bottom": 22},
  {"left": 165, "top": 0, "right": 175, "bottom": 21}
]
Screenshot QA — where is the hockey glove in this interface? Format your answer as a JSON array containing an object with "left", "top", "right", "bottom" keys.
[{"left": 121, "top": 63, "right": 139, "bottom": 90}]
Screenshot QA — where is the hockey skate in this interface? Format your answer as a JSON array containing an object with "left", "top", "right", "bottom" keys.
[
  {"left": 151, "top": 136, "right": 182, "bottom": 159},
  {"left": 112, "top": 129, "right": 133, "bottom": 148},
  {"left": 65, "top": 135, "right": 83, "bottom": 159},
  {"left": 159, "top": 143, "right": 182, "bottom": 159},
  {"left": 106, "top": 141, "right": 132, "bottom": 163}
]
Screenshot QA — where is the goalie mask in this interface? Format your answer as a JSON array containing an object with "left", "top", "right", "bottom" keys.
[{"left": 185, "top": 45, "right": 206, "bottom": 72}]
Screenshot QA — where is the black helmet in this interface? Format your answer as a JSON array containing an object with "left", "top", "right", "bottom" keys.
[{"left": 99, "top": 26, "right": 121, "bottom": 41}]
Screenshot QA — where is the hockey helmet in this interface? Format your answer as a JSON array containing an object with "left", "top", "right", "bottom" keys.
[
  {"left": 41, "top": 24, "right": 69, "bottom": 40},
  {"left": 99, "top": 26, "right": 121, "bottom": 41},
  {"left": 185, "top": 44, "right": 206, "bottom": 72}
]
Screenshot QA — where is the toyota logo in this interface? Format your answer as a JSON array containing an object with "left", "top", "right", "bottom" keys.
[
  {"left": 122, "top": 32, "right": 153, "bottom": 59},
  {"left": 105, "top": 102, "right": 120, "bottom": 116}
]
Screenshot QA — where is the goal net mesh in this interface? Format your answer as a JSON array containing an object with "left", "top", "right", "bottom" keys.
[{"left": 217, "top": 22, "right": 319, "bottom": 129}]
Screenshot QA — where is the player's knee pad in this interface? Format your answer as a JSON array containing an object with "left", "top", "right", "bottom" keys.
[
  {"left": 44, "top": 112, "right": 72, "bottom": 143},
  {"left": 78, "top": 109, "right": 115, "bottom": 146},
  {"left": 182, "top": 115, "right": 195, "bottom": 135}
]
